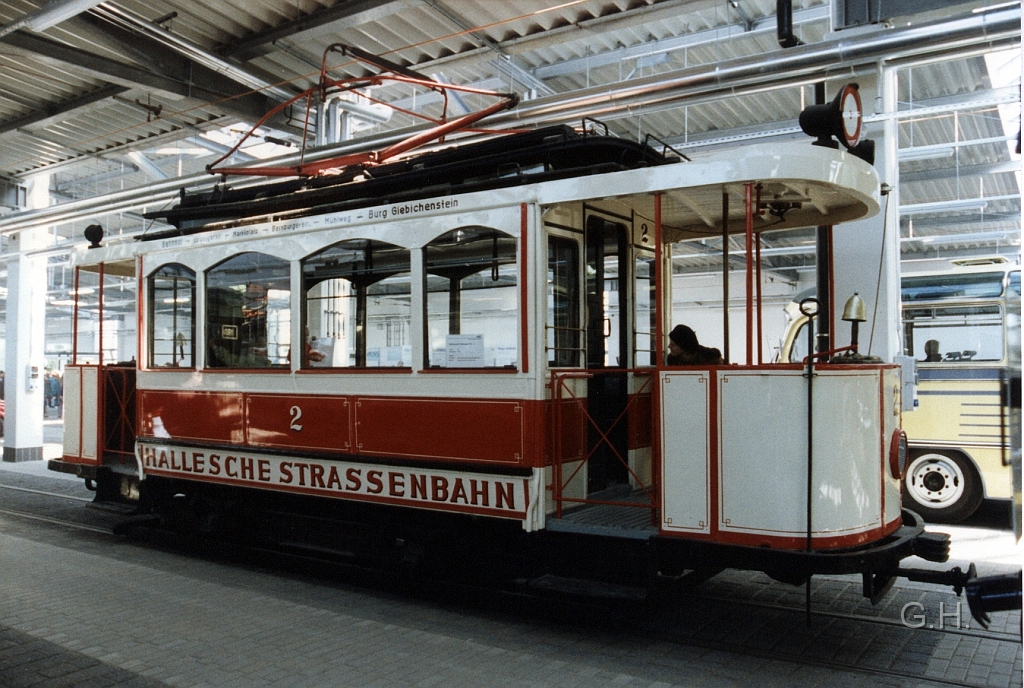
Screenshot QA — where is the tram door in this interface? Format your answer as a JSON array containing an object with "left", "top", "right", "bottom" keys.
[{"left": 585, "top": 213, "right": 630, "bottom": 494}]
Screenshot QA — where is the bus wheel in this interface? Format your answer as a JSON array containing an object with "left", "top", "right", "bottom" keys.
[{"left": 902, "top": 451, "right": 982, "bottom": 523}]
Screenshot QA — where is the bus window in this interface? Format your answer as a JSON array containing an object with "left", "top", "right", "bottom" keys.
[
  {"left": 903, "top": 305, "right": 1003, "bottom": 362},
  {"left": 547, "top": 236, "right": 581, "bottom": 367},
  {"left": 148, "top": 264, "right": 195, "bottom": 368},
  {"left": 206, "top": 252, "right": 291, "bottom": 368},
  {"left": 425, "top": 226, "right": 518, "bottom": 368},
  {"left": 302, "top": 240, "right": 411, "bottom": 368},
  {"left": 901, "top": 271, "right": 1005, "bottom": 301},
  {"left": 1009, "top": 271, "right": 1020, "bottom": 297}
]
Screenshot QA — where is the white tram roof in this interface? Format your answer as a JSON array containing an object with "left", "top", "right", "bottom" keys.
[{"left": 71, "top": 141, "right": 879, "bottom": 269}]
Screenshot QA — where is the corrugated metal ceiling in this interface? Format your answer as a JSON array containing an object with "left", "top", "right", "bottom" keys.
[{"left": 0, "top": 0, "right": 1011, "bottom": 267}]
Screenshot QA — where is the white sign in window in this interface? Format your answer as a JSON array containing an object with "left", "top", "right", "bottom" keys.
[{"left": 446, "top": 334, "right": 485, "bottom": 367}]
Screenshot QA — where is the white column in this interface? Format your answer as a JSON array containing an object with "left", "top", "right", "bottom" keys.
[
  {"left": 3, "top": 174, "right": 49, "bottom": 462},
  {"left": 831, "top": 71, "right": 902, "bottom": 361}
]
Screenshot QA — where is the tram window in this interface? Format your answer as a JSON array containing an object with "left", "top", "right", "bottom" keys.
[
  {"left": 425, "top": 227, "right": 518, "bottom": 368},
  {"left": 547, "top": 237, "right": 581, "bottom": 367},
  {"left": 148, "top": 264, "right": 195, "bottom": 368},
  {"left": 103, "top": 266, "right": 138, "bottom": 366},
  {"left": 634, "top": 255, "right": 656, "bottom": 366},
  {"left": 302, "top": 240, "right": 411, "bottom": 368},
  {"left": 903, "top": 305, "right": 1003, "bottom": 362},
  {"left": 72, "top": 267, "right": 102, "bottom": 365},
  {"left": 1009, "top": 271, "right": 1020, "bottom": 297},
  {"left": 206, "top": 252, "right": 291, "bottom": 368},
  {"left": 72, "top": 262, "right": 137, "bottom": 366}
]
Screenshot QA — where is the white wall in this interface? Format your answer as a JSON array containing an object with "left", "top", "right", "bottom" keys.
[{"left": 670, "top": 268, "right": 814, "bottom": 363}]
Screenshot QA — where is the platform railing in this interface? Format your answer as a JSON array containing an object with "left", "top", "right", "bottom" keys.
[
  {"left": 100, "top": 365, "right": 137, "bottom": 469},
  {"left": 549, "top": 368, "right": 657, "bottom": 519}
]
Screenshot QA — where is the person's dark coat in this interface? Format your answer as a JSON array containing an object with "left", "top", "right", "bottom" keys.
[{"left": 667, "top": 325, "right": 723, "bottom": 365}]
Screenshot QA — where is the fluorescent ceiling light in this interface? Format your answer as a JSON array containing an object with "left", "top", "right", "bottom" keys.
[
  {"left": 899, "top": 146, "right": 955, "bottom": 162},
  {"left": 973, "top": 2, "right": 1020, "bottom": 12},
  {"left": 27, "top": 0, "right": 105, "bottom": 31},
  {"left": 902, "top": 198, "right": 990, "bottom": 215}
]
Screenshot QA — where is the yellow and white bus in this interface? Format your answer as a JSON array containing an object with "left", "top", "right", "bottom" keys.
[{"left": 781, "top": 262, "right": 1021, "bottom": 522}]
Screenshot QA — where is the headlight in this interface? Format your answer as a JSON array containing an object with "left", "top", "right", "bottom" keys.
[{"left": 889, "top": 429, "right": 909, "bottom": 480}]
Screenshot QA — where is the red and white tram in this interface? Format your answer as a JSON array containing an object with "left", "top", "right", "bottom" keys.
[{"left": 51, "top": 119, "right": 969, "bottom": 600}]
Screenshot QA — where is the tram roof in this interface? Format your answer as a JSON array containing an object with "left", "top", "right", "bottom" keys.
[{"left": 70, "top": 133, "right": 880, "bottom": 268}]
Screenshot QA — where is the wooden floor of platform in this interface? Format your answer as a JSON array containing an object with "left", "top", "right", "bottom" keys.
[{"left": 546, "top": 486, "right": 658, "bottom": 538}]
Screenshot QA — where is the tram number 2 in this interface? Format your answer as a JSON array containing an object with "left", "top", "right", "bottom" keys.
[{"left": 290, "top": 405, "right": 303, "bottom": 432}]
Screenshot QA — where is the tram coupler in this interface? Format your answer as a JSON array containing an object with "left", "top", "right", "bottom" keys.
[
  {"left": 965, "top": 570, "right": 1023, "bottom": 629},
  {"left": 897, "top": 563, "right": 977, "bottom": 596}
]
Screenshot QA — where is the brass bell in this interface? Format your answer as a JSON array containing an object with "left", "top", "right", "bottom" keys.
[
  {"left": 842, "top": 292, "right": 867, "bottom": 351},
  {"left": 842, "top": 292, "right": 867, "bottom": 323}
]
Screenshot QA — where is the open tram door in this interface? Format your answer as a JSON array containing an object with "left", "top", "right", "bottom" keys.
[
  {"left": 50, "top": 257, "right": 139, "bottom": 504},
  {"left": 583, "top": 208, "right": 655, "bottom": 497},
  {"left": 584, "top": 211, "right": 628, "bottom": 494},
  {"left": 546, "top": 199, "right": 657, "bottom": 514}
]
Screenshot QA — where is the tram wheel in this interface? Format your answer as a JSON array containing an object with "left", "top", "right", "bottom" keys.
[{"left": 902, "top": 450, "right": 982, "bottom": 523}]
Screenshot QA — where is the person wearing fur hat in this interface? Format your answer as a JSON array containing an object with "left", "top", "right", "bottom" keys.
[{"left": 667, "top": 324, "right": 723, "bottom": 366}]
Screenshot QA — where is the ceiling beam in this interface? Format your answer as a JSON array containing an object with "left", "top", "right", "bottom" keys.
[
  {"left": 89, "top": 4, "right": 296, "bottom": 103},
  {"left": 10, "top": 115, "right": 235, "bottom": 179},
  {"left": 532, "top": 5, "right": 829, "bottom": 80},
  {"left": 0, "top": 84, "right": 127, "bottom": 137},
  {"left": 221, "top": 0, "right": 421, "bottom": 61},
  {"left": 0, "top": 30, "right": 275, "bottom": 124},
  {"left": 901, "top": 160, "right": 1021, "bottom": 183}
]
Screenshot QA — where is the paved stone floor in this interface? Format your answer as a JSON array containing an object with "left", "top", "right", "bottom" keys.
[{"left": 0, "top": 456, "right": 1020, "bottom": 687}]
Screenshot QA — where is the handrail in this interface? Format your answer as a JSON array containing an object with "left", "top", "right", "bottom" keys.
[{"left": 549, "top": 368, "right": 658, "bottom": 519}]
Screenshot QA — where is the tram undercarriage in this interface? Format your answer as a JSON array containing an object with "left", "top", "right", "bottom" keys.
[{"left": 88, "top": 468, "right": 971, "bottom": 608}]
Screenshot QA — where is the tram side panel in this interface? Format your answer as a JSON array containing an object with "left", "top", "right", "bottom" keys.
[
  {"left": 659, "top": 366, "right": 902, "bottom": 548},
  {"left": 138, "top": 388, "right": 538, "bottom": 466},
  {"left": 60, "top": 365, "right": 99, "bottom": 467}
]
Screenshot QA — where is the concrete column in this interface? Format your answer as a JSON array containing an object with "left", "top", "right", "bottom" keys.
[
  {"left": 831, "top": 71, "right": 902, "bottom": 361},
  {"left": 3, "top": 175, "right": 49, "bottom": 462}
]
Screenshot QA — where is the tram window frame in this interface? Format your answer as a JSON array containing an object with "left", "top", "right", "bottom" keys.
[
  {"left": 547, "top": 235, "right": 582, "bottom": 367},
  {"left": 634, "top": 253, "right": 656, "bottom": 367},
  {"left": 72, "top": 266, "right": 103, "bottom": 365},
  {"left": 147, "top": 263, "right": 196, "bottom": 369},
  {"left": 205, "top": 252, "right": 292, "bottom": 369},
  {"left": 102, "top": 265, "right": 138, "bottom": 367},
  {"left": 424, "top": 226, "right": 519, "bottom": 369},
  {"left": 301, "top": 239, "right": 412, "bottom": 369}
]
